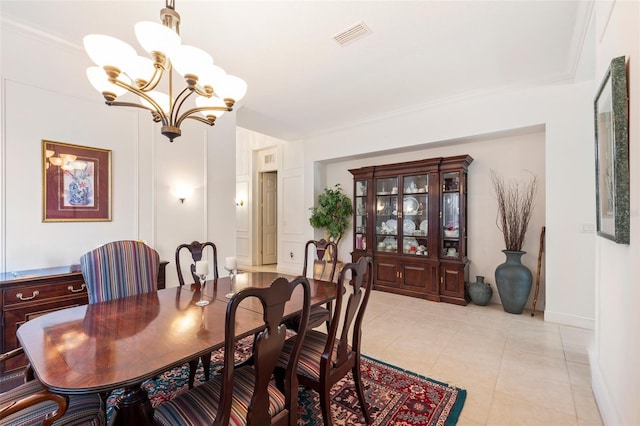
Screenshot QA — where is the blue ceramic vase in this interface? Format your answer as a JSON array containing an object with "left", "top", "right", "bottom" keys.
[
  {"left": 467, "top": 275, "right": 493, "bottom": 306},
  {"left": 495, "top": 250, "right": 532, "bottom": 314}
]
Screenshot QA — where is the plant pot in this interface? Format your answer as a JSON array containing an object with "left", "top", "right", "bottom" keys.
[
  {"left": 495, "top": 250, "right": 532, "bottom": 314},
  {"left": 467, "top": 275, "right": 493, "bottom": 306}
]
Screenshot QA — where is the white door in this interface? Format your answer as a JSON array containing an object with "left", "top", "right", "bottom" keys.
[{"left": 261, "top": 171, "right": 277, "bottom": 264}]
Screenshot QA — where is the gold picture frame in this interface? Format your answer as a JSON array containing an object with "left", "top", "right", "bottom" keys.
[{"left": 42, "top": 140, "right": 112, "bottom": 222}]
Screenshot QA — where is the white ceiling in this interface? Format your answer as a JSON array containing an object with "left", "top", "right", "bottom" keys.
[{"left": 1, "top": 1, "right": 593, "bottom": 140}]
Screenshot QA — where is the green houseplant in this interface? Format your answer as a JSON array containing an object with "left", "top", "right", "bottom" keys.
[
  {"left": 490, "top": 170, "right": 538, "bottom": 314},
  {"left": 309, "top": 184, "right": 353, "bottom": 259}
]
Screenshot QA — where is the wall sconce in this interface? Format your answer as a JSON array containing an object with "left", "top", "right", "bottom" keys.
[
  {"left": 235, "top": 198, "right": 244, "bottom": 207},
  {"left": 174, "top": 185, "right": 194, "bottom": 204}
]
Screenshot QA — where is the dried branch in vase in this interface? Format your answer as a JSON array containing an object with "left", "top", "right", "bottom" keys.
[{"left": 490, "top": 170, "right": 537, "bottom": 252}]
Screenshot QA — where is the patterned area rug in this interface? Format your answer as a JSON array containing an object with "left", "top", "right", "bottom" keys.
[{"left": 107, "top": 337, "right": 466, "bottom": 425}]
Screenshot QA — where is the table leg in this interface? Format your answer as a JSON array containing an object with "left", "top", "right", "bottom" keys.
[{"left": 112, "top": 384, "right": 154, "bottom": 426}]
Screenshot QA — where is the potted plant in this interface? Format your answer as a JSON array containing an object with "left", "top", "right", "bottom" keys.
[
  {"left": 490, "top": 170, "right": 538, "bottom": 314},
  {"left": 309, "top": 184, "right": 353, "bottom": 261}
]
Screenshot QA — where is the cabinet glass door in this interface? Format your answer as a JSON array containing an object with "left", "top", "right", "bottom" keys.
[
  {"left": 375, "top": 177, "right": 398, "bottom": 253},
  {"left": 442, "top": 172, "right": 460, "bottom": 258},
  {"left": 401, "top": 174, "right": 428, "bottom": 256},
  {"left": 354, "top": 180, "right": 367, "bottom": 250}
]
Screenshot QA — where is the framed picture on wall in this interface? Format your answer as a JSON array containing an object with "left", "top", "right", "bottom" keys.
[
  {"left": 42, "top": 140, "right": 112, "bottom": 222},
  {"left": 594, "top": 56, "right": 629, "bottom": 244}
]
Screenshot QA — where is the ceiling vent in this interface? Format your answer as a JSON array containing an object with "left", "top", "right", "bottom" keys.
[{"left": 333, "top": 21, "right": 371, "bottom": 46}]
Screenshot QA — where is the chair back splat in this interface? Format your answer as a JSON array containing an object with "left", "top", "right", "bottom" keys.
[
  {"left": 153, "top": 275, "right": 312, "bottom": 426},
  {"left": 175, "top": 240, "right": 219, "bottom": 387},
  {"left": 175, "top": 240, "right": 219, "bottom": 286},
  {"left": 303, "top": 239, "right": 338, "bottom": 282},
  {"left": 328, "top": 256, "right": 372, "bottom": 376},
  {"left": 282, "top": 239, "right": 338, "bottom": 333}
]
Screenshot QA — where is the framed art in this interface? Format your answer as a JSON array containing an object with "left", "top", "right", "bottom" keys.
[
  {"left": 42, "top": 140, "right": 112, "bottom": 222},
  {"left": 594, "top": 56, "right": 629, "bottom": 244}
]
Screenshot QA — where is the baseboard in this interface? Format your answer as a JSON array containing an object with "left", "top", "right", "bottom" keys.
[
  {"left": 590, "top": 349, "right": 621, "bottom": 425},
  {"left": 543, "top": 309, "right": 594, "bottom": 329},
  {"left": 275, "top": 264, "right": 300, "bottom": 276}
]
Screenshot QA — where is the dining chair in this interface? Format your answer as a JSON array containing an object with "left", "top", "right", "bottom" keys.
[
  {"left": 80, "top": 240, "right": 159, "bottom": 304},
  {"left": 283, "top": 239, "right": 338, "bottom": 332},
  {"left": 153, "top": 275, "right": 312, "bottom": 426},
  {"left": 79, "top": 240, "right": 161, "bottom": 402},
  {"left": 175, "top": 240, "right": 219, "bottom": 287},
  {"left": 276, "top": 256, "right": 373, "bottom": 426},
  {"left": 175, "top": 240, "right": 219, "bottom": 387},
  {"left": 0, "top": 347, "right": 105, "bottom": 426}
]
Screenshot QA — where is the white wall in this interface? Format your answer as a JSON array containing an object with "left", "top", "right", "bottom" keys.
[
  {"left": 322, "top": 128, "right": 546, "bottom": 308},
  {"left": 0, "top": 19, "right": 237, "bottom": 286},
  {"left": 590, "top": 1, "right": 640, "bottom": 424}
]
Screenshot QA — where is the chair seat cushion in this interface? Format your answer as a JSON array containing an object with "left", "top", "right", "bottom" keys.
[
  {"left": 283, "top": 306, "right": 330, "bottom": 332},
  {"left": 153, "top": 366, "right": 286, "bottom": 426},
  {"left": 277, "top": 330, "right": 341, "bottom": 381},
  {"left": 0, "top": 379, "right": 105, "bottom": 426}
]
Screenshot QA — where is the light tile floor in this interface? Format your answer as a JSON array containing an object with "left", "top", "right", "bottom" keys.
[
  {"left": 361, "top": 290, "right": 603, "bottom": 426},
  {"left": 247, "top": 264, "right": 603, "bottom": 425}
]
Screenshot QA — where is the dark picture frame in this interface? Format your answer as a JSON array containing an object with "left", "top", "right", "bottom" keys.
[
  {"left": 42, "top": 140, "right": 112, "bottom": 222},
  {"left": 594, "top": 56, "right": 629, "bottom": 244}
]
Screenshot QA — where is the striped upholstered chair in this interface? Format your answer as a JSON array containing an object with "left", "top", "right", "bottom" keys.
[
  {"left": 0, "top": 347, "right": 105, "bottom": 426},
  {"left": 80, "top": 240, "right": 160, "bottom": 304},
  {"left": 79, "top": 240, "right": 161, "bottom": 405},
  {"left": 153, "top": 276, "right": 312, "bottom": 426}
]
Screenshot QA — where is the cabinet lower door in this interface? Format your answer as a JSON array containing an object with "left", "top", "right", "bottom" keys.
[
  {"left": 399, "top": 260, "right": 439, "bottom": 299},
  {"left": 439, "top": 263, "right": 469, "bottom": 305},
  {"left": 374, "top": 258, "right": 399, "bottom": 289}
]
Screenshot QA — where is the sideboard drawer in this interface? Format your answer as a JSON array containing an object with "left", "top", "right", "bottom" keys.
[{"left": 3, "top": 277, "right": 87, "bottom": 307}]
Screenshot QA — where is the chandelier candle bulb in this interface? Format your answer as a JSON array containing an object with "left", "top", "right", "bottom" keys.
[
  {"left": 225, "top": 257, "right": 237, "bottom": 271},
  {"left": 195, "top": 260, "right": 209, "bottom": 277}
]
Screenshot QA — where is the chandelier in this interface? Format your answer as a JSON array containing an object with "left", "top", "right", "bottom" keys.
[{"left": 83, "top": 0, "right": 247, "bottom": 142}]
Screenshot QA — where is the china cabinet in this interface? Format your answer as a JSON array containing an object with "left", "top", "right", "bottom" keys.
[{"left": 350, "top": 155, "right": 472, "bottom": 305}]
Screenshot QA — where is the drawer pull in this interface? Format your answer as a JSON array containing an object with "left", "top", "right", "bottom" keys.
[
  {"left": 16, "top": 291, "right": 40, "bottom": 301},
  {"left": 67, "top": 284, "right": 86, "bottom": 293}
]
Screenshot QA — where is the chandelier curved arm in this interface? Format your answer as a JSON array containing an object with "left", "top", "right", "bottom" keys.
[
  {"left": 191, "top": 85, "right": 214, "bottom": 98},
  {"left": 175, "top": 106, "right": 231, "bottom": 128},
  {"left": 106, "top": 101, "right": 163, "bottom": 122},
  {"left": 136, "top": 65, "right": 166, "bottom": 92},
  {"left": 186, "top": 116, "right": 216, "bottom": 126},
  {"left": 110, "top": 78, "right": 169, "bottom": 127},
  {"left": 171, "top": 86, "right": 194, "bottom": 125}
]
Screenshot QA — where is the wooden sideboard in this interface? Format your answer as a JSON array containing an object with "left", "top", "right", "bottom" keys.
[{"left": 0, "top": 261, "right": 168, "bottom": 376}]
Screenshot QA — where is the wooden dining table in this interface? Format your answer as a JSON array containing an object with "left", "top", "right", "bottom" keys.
[{"left": 16, "top": 271, "right": 337, "bottom": 425}]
